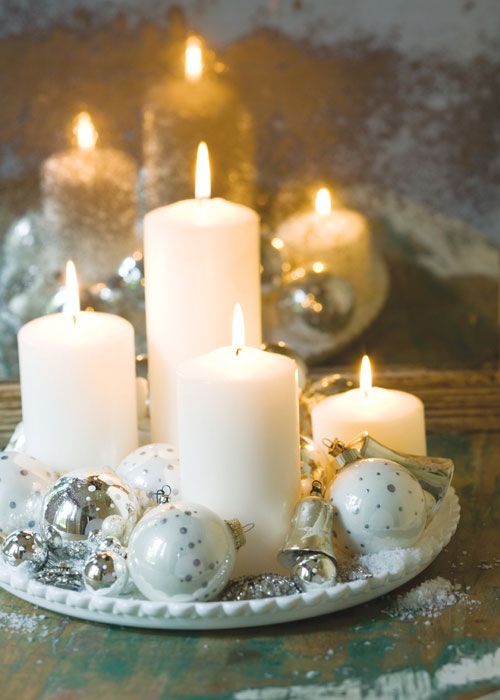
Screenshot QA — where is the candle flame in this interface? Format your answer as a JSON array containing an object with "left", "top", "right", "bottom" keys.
[
  {"left": 65, "top": 260, "right": 80, "bottom": 322},
  {"left": 74, "top": 112, "right": 98, "bottom": 151},
  {"left": 232, "top": 303, "right": 246, "bottom": 350},
  {"left": 185, "top": 36, "right": 203, "bottom": 82},
  {"left": 195, "top": 142, "right": 211, "bottom": 199},
  {"left": 315, "top": 187, "right": 331, "bottom": 217},
  {"left": 360, "top": 354, "right": 372, "bottom": 397}
]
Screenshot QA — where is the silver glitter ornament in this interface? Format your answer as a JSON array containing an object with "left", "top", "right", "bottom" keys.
[
  {"left": 278, "top": 267, "right": 355, "bottom": 332},
  {"left": 279, "top": 481, "right": 337, "bottom": 591},
  {"left": 41, "top": 470, "right": 139, "bottom": 560},
  {"left": 34, "top": 561, "right": 83, "bottom": 590},
  {"left": 1, "top": 529, "right": 48, "bottom": 571},
  {"left": 83, "top": 550, "right": 130, "bottom": 597},
  {"left": 221, "top": 573, "right": 300, "bottom": 601},
  {"left": 291, "top": 553, "right": 338, "bottom": 592}
]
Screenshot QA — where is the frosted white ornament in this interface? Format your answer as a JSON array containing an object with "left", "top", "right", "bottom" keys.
[
  {"left": 117, "top": 443, "right": 181, "bottom": 507},
  {"left": 328, "top": 458, "right": 427, "bottom": 554},
  {"left": 0, "top": 451, "right": 55, "bottom": 536},
  {"left": 128, "top": 502, "right": 239, "bottom": 602}
]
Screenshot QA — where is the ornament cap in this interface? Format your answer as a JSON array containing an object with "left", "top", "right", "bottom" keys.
[
  {"left": 225, "top": 519, "right": 250, "bottom": 550},
  {"left": 335, "top": 447, "right": 362, "bottom": 470}
]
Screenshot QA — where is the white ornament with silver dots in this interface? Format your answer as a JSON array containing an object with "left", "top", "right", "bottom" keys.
[
  {"left": 328, "top": 457, "right": 427, "bottom": 554},
  {"left": 116, "top": 443, "right": 181, "bottom": 507}
]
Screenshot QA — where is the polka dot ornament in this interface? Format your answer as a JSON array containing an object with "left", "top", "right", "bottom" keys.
[
  {"left": 116, "top": 443, "right": 181, "bottom": 507},
  {"left": 0, "top": 451, "right": 55, "bottom": 536},
  {"left": 327, "top": 458, "right": 427, "bottom": 554},
  {"left": 128, "top": 502, "right": 237, "bottom": 602}
]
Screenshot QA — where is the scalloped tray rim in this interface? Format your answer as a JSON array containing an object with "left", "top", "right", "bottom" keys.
[{"left": 0, "top": 487, "right": 460, "bottom": 630}]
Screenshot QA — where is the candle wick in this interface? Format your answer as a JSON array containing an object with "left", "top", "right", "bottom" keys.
[
  {"left": 235, "top": 347, "right": 242, "bottom": 357},
  {"left": 72, "top": 314, "right": 77, "bottom": 327}
]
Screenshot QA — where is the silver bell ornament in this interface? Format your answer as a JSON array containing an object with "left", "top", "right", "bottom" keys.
[
  {"left": 116, "top": 443, "right": 181, "bottom": 508},
  {"left": 83, "top": 550, "right": 130, "bottom": 597},
  {"left": 300, "top": 435, "right": 335, "bottom": 496},
  {"left": 327, "top": 444, "right": 428, "bottom": 555},
  {"left": 279, "top": 481, "right": 337, "bottom": 591},
  {"left": 1, "top": 529, "right": 48, "bottom": 571},
  {"left": 128, "top": 502, "right": 247, "bottom": 602},
  {"left": 278, "top": 266, "right": 355, "bottom": 333},
  {"left": 0, "top": 450, "right": 55, "bottom": 537},
  {"left": 41, "top": 469, "right": 139, "bottom": 560}
]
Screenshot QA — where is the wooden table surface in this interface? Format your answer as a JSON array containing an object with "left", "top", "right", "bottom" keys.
[{"left": 0, "top": 370, "right": 499, "bottom": 700}]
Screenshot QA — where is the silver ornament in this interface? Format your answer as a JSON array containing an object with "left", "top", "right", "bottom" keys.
[
  {"left": 279, "top": 481, "right": 337, "bottom": 591},
  {"left": 221, "top": 573, "right": 300, "bottom": 601},
  {"left": 291, "top": 553, "right": 337, "bottom": 592},
  {"left": 34, "top": 561, "right": 83, "bottom": 590},
  {"left": 2, "top": 529, "right": 48, "bottom": 571},
  {"left": 128, "top": 502, "right": 242, "bottom": 602},
  {"left": 278, "top": 267, "right": 355, "bottom": 332},
  {"left": 300, "top": 435, "right": 335, "bottom": 495},
  {"left": 83, "top": 550, "right": 129, "bottom": 597},
  {"left": 261, "top": 342, "right": 308, "bottom": 390},
  {"left": 41, "top": 470, "right": 139, "bottom": 560}
]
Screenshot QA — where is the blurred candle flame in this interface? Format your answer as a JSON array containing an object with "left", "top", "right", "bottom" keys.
[
  {"left": 315, "top": 187, "right": 331, "bottom": 217},
  {"left": 185, "top": 36, "right": 203, "bottom": 82},
  {"left": 65, "top": 260, "right": 80, "bottom": 323},
  {"left": 232, "top": 303, "right": 246, "bottom": 350},
  {"left": 360, "top": 355, "right": 372, "bottom": 397},
  {"left": 74, "top": 112, "right": 98, "bottom": 151},
  {"left": 195, "top": 142, "right": 211, "bottom": 199}
]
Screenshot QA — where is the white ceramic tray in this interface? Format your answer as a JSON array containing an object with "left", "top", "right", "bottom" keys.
[{"left": 0, "top": 487, "right": 459, "bottom": 630}]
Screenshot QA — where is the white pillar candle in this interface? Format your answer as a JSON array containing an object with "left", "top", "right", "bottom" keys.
[
  {"left": 312, "top": 356, "right": 426, "bottom": 455},
  {"left": 177, "top": 305, "right": 300, "bottom": 575},
  {"left": 145, "top": 143, "right": 261, "bottom": 444},
  {"left": 18, "top": 262, "right": 138, "bottom": 473}
]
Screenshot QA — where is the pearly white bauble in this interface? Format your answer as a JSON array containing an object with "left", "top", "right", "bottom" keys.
[
  {"left": 328, "top": 458, "right": 427, "bottom": 554},
  {"left": 0, "top": 451, "right": 55, "bottom": 536},
  {"left": 117, "top": 443, "right": 181, "bottom": 507},
  {"left": 128, "top": 502, "right": 236, "bottom": 602}
]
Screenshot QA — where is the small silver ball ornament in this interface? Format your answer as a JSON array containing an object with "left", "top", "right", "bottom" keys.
[
  {"left": 83, "top": 550, "right": 129, "bottom": 596},
  {"left": 2, "top": 529, "right": 48, "bottom": 571},
  {"left": 42, "top": 470, "right": 139, "bottom": 560},
  {"left": 278, "top": 267, "right": 355, "bottom": 332},
  {"left": 291, "top": 553, "right": 337, "bottom": 592}
]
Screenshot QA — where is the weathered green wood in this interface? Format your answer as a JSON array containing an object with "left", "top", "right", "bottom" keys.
[{"left": 0, "top": 431, "right": 498, "bottom": 699}]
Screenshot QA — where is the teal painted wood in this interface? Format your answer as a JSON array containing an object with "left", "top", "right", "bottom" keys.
[{"left": 0, "top": 434, "right": 498, "bottom": 700}]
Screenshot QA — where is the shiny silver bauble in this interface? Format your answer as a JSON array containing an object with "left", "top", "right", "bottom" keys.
[
  {"left": 83, "top": 550, "right": 129, "bottom": 596},
  {"left": 1, "top": 529, "right": 48, "bottom": 571},
  {"left": 291, "top": 553, "right": 337, "bottom": 592},
  {"left": 41, "top": 470, "right": 139, "bottom": 560},
  {"left": 278, "top": 268, "right": 355, "bottom": 332}
]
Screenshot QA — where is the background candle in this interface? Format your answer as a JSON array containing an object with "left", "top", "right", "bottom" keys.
[
  {"left": 177, "top": 306, "right": 300, "bottom": 575},
  {"left": 144, "top": 143, "right": 261, "bottom": 444},
  {"left": 18, "top": 262, "right": 138, "bottom": 472},
  {"left": 312, "top": 356, "right": 427, "bottom": 455},
  {"left": 41, "top": 112, "right": 138, "bottom": 284},
  {"left": 143, "top": 35, "right": 255, "bottom": 210}
]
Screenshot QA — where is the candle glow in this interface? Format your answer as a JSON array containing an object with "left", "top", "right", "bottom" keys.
[
  {"left": 315, "top": 187, "right": 332, "bottom": 217},
  {"left": 185, "top": 36, "right": 203, "bottom": 82},
  {"left": 73, "top": 112, "right": 98, "bottom": 151},
  {"left": 64, "top": 260, "right": 80, "bottom": 323},
  {"left": 360, "top": 354, "right": 372, "bottom": 397},
  {"left": 195, "top": 142, "right": 211, "bottom": 199}
]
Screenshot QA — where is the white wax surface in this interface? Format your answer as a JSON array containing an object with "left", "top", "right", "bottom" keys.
[
  {"left": 177, "top": 346, "right": 301, "bottom": 575},
  {"left": 145, "top": 198, "right": 262, "bottom": 444},
  {"left": 312, "top": 386, "right": 427, "bottom": 456},
  {"left": 18, "top": 312, "right": 138, "bottom": 472}
]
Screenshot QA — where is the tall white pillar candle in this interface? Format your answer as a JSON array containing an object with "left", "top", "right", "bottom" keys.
[
  {"left": 312, "top": 356, "right": 426, "bottom": 455},
  {"left": 177, "top": 306, "right": 300, "bottom": 575},
  {"left": 18, "top": 262, "right": 138, "bottom": 472},
  {"left": 145, "top": 143, "right": 261, "bottom": 444}
]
